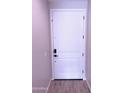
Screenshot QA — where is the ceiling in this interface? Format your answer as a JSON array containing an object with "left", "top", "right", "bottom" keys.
[{"left": 48, "top": 0, "right": 86, "bottom": 2}]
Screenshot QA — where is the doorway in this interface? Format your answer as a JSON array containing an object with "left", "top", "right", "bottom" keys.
[{"left": 50, "top": 9, "right": 86, "bottom": 79}]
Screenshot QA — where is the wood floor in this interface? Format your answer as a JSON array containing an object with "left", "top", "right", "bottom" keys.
[{"left": 47, "top": 80, "right": 90, "bottom": 93}]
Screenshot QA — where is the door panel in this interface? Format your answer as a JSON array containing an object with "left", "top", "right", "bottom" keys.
[{"left": 52, "top": 10, "right": 85, "bottom": 79}]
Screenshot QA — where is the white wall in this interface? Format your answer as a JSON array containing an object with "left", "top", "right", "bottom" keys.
[
  {"left": 85, "top": 0, "right": 91, "bottom": 89},
  {"left": 32, "top": 0, "right": 52, "bottom": 93},
  {"left": 49, "top": 0, "right": 87, "bottom": 9}
]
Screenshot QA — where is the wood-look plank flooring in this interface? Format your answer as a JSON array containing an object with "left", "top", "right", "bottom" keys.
[{"left": 47, "top": 80, "right": 90, "bottom": 93}]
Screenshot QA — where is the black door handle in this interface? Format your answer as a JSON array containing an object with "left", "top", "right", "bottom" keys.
[{"left": 54, "top": 55, "right": 58, "bottom": 57}]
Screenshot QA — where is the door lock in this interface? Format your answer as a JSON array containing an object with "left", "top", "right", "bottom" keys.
[
  {"left": 53, "top": 49, "right": 57, "bottom": 53},
  {"left": 54, "top": 55, "right": 58, "bottom": 57}
]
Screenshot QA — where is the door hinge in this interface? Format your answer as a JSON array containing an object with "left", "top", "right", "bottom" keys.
[
  {"left": 83, "top": 16, "right": 85, "bottom": 20},
  {"left": 82, "top": 70, "right": 84, "bottom": 73},
  {"left": 82, "top": 53, "right": 84, "bottom": 56},
  {"left": 51, "top": 19, "right": 53, "bottom": 22},
  {"left": 82, "top": 35, "right": 84, "bottom": 39}
]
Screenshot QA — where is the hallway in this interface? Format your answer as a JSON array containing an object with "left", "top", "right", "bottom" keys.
[
  {"left": 32, "top": 0, "right": 91, "bottom": 93},
  {"left": 47, "top": 80, "right": 90, "bottom": 93}
]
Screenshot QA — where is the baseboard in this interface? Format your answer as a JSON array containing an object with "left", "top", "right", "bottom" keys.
[
  {"left": 32, "top": 87, "right": 46, "bottom": 90},
  {"left": 83, "top": 75, "right": 86, "bottom": 80},
  {"left": 32, "top": 87, "right": 46, "bottom": 93},
  {"left": 46, "top": 79, "right": 52, "bottom": 93},
  {"left": 86, "top": 80, "right": 91, "bottom": 91},
  {"left": 32, "top": 79, "right": 52, "bottom": 93}
]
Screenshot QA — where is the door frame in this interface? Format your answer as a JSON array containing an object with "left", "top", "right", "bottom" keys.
[{"left": 50, "top": 9, "right": 87, "bottom": 80}]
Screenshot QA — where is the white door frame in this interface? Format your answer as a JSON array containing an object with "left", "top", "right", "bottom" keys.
[{"left": 50, "top": 9, "right": 87, "bottom": 80}]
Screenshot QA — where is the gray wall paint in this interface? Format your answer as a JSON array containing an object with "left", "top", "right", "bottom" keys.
[
  {"left": 85, "top": 0, "right": 91, "bottom": 88},
  {"left": 49, "top": 1, "right": 87, "bottom": 9},
  {"left": 32, "top": 0, "right": 52, "bottom": 92}
]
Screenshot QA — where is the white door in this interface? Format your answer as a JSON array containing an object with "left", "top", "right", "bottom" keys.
[{"left": 51, "top": 9, "right": 86, "bottom": 79}]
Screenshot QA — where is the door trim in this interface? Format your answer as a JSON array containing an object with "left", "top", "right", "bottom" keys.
[{"left": 50, "top": 9, "right": 87, "bottom": 80}]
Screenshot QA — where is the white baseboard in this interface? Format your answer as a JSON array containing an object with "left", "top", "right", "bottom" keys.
[
  {"left": 32, "top": 87, "right": 46, "bottom": 90},
  {"left": 32, "top": 87, "right": 46, "bottom": 93},
  {"left": 46, "top": 79, "right": 52, "bottom": 93},
  {"left": 86, "top": 80, "right": 91, "bottom": 91},
  {"left": 83, "top": 75, "right": 86, "bottom": 80},
  {"left": 32, "top": 79, "right": 52, "bottom": 93}
]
